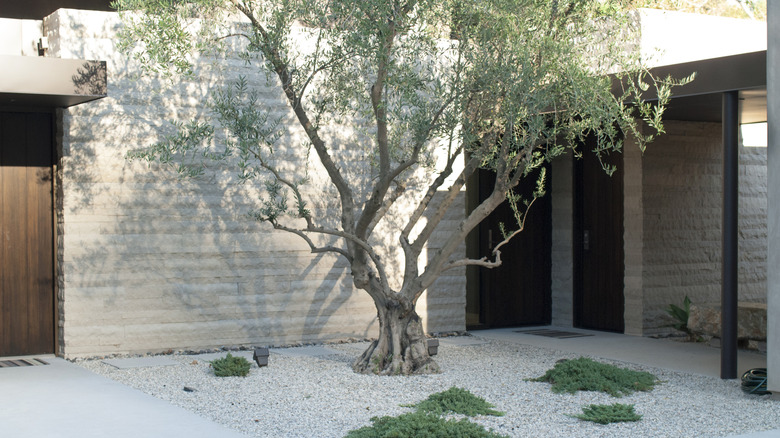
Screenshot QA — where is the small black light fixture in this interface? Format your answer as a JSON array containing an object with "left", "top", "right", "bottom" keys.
[
  {"left": 253, "top": 347, "right": 269, "bottom": 367},
  {"left": 427, "top": 339, "right": 439, "bottom": 356}
]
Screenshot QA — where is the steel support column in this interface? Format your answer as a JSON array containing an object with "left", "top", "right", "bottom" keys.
[
  {"left": 767, "top": 1, "right": 780, "bottom": 394},
  {"left": 721, "top": 90, "right": 739, "bottom": 380}
]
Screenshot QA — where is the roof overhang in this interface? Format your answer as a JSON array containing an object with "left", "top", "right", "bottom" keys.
[
  {"left": 0, "top": 55, "right": 107, "bottom": 109},
  {"left": 642, "top": 50, "right": 767, "bottom": 124}
]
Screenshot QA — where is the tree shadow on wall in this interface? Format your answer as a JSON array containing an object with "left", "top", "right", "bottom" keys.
[
  {"left": 72, "top": 61, "right": 108, "bottom": 96},
  {"left": 59, "top": 60, "right": 376, "bottom": 355}
]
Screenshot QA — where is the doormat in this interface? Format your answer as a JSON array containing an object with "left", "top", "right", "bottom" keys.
[
  {"left": 514, "top": 329, "right": 594, "bottom": 339},
  {"left": 0, "top": 358, "right": 49, "bottom": 368}
]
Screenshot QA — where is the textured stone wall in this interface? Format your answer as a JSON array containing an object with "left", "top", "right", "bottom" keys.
[
  {"left": 641, "top": 121, "right": 767, "bottom": 334},
  {"left": 623, "top": 133, "right": 645, "bottom": 336},
  {"left": 550, "top": 152, "right": 573, "bottom": 327},
  {"left": 47, "top": 9, "right": 465, "bottom": 357}
]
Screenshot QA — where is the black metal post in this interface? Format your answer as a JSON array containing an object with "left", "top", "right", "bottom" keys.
[{"left": 721, "top": 90, "right": 739, "bottom": 379}]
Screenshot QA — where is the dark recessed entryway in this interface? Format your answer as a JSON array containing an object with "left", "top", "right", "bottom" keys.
[
  {"left": 466, "top": 165, "right": 552, "bottom": 329},
  {"left": 573, "top": 138, "right": 625, "bottom": 333}
]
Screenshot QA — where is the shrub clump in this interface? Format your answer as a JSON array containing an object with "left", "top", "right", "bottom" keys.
[
  {"left": 346, "top": 387, "right": 506, "bottom": 438},
  {"left": 530, "top": 357, "right": 657, "bottom": 397},
  {"left": 210, "top": 353, "right": 251, "bottom": 377},
  {"left": 405, "top": 387, "right": 505, "bottom": 417},
  {"left": 345, "top": 412, "right": 508, "bottom": 438},
  {"left": 570, "top": 403, "right": 642, "bottom": 425}
]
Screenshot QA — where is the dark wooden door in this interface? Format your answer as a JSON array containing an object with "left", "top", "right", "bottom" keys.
[
  {"left": 473, "top": 166, "right": 552, "bottom": 328},
  {"left": 574, "top": 143, "right": 624, "bottom": 332},
  {"left": 1, "top": 112, "right": 55, "bottom": 356}
]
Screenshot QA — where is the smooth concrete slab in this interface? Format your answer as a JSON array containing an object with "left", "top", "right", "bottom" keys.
[
  {"left": 438, "top": 336, "right": 489, "bottom": 346},
  {"left": 728, "top": 431, "right": 780, "bottom": 438},
  {"left": 103, "top": 356, "right": 180, "bottom": 369},
  {"left": 474, "top": 326, "right": 767, "bottom": 378},
  {"left": 269, "top": 345, "right": 340, "bottom": 357},
  {"left": 0, "top": 356, "right": 247, "bottom": 438},
  {"left": 188, "top": 351, "right": 256, "bottom": 364}
]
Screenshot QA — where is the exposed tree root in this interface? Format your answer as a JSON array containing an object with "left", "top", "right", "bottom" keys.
[{"left": 352, "top": 306, "right": 439, "bottom": 375}]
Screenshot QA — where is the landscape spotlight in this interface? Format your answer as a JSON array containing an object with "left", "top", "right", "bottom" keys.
[{"left": 253, "top": 347, "right": 269, "bottom": 367}]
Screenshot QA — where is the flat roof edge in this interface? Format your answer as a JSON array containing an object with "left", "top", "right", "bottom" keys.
[
  {"left": 646, "top": 50, "right": 767, "bottom": 101},
  {"left": 0, "top": 55, "right": 107, "bottom": 108}
]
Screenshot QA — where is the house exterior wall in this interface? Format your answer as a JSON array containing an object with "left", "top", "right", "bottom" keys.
[
  {"left": 550, "top": 152, "right": 574, "bottom": 327},
  {"left": 0, "top": 17, "right": 43, "bottom": 56},
  {"left": 47, "top": 9, "right": 465, "bottom": 357},
  {"left": 623, "top": 133, "right": 644, "bottom": 336},
  {"left": 549, "top": 120, "right": 768, "bottom": 336},
  {"left": 640, "top": 120, "right": 767, "bottom": 335}
]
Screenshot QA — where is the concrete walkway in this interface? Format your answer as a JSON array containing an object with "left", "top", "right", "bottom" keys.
[
  {"left": 0, "top": 327, "right": 774, "bottom": 437},
  {"left": 0, "top": 356, "right": 247, "bottom": 438},
  {"left": 474, "top": 327, "right": 777, "bottom": 438},
  {"left": 472, "top": 326, "right": 768, "bottom": 378}
]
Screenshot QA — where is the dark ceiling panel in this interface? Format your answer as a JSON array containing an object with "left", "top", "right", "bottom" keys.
[{"left": 661, "top": 88, "right": 766, "bottom": 124}]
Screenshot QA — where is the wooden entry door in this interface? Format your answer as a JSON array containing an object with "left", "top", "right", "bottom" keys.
[
  {"left": 470, "top": 166, "right": 552, "bottom": 328},
  {"left": 0, "top": 112, "right": 55, "bottom": 356},
  {"left": 574, "top": 144, "right": 624, "bottom": 332}
]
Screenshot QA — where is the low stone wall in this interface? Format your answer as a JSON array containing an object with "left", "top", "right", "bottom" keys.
[{"left": 688, "top": 302, "right": 767, "bottom": 344}]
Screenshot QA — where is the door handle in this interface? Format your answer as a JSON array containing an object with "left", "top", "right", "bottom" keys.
[{"left": 583, "top": 230, "right": 590, "bottom": 251}]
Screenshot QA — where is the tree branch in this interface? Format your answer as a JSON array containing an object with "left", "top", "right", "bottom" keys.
[
  {"left": 403, "top": 144, "right": 467, "bottom": 249},
  {"left": 440, "top": 254, "right": 502, "bottom": 272},
  {"left": 366, "top": 181, "right": 407, "bottom": 240},
  {"left": 415, "top": 182, "right": 506, "bottom": 293},
  {"left": 271, "top": 223, "right": 353, "bottom": 261},
  {"left": 269, "top": 219, "right": 393, "bottom": 295},
  {"left": 439, "top": 193, "right": 539, "bottom": 275},
  {"left": 229, "top": 0, "right": 356, "bottom": 236}
]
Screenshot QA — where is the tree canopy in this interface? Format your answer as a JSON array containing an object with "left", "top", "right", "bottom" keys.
[{"left": 113, "top": 0, "right": 686, "bottom": 374}]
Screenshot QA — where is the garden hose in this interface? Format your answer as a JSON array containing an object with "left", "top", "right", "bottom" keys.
[{"left": 741, "top": 368, "right": 771, "bottom": 395}]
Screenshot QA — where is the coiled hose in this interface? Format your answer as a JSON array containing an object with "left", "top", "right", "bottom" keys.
[{"left": 741, "top": 368, "right": 771, "bottom": 395}]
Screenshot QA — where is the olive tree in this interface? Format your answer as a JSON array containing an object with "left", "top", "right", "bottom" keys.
[{"left": 113, "top": 0, "right": 684, "bottom": 374}]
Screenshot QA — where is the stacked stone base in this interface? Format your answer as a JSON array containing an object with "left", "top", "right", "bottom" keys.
[{"left": 688, "top": 302, "right": 767, "bottom": 352}]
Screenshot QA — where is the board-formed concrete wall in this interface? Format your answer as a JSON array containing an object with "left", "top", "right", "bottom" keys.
[
  {"left": 640, "top": 121, "right": 767, "bottom": 334},
  {"left": 47, "top": 9, "right": 466, "bottom": 357}
]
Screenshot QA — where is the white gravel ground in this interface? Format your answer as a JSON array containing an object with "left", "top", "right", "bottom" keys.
[{"left": 74, "top": 336, "right": 780, "bottom": 438}]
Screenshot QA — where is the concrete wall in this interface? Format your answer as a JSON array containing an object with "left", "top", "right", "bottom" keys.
[
  {"left": 640, "top": 121, "right": 767, "bottom": 335},
  {"left": 638, "top": 9, "right": 767, "bottom": 67},
  {"left": 0, "top": 17, "right": 43, "bottom": 56},
  {"left": 47, "top": 9, "right": 465, "bottom": 357},
  {"left": 623, "top": 133, "right": 645, "bottom": 335}
]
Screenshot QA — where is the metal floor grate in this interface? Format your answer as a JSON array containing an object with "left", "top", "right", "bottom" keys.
[
  {"left": 515, "top": 329, "right": 594, "bottom": 339},
  {"left": 0, "top": 358, "right": 49, "bottom": 368}
]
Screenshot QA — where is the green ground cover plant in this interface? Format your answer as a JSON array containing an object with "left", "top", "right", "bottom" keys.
[
  {"left": 346, "top": 387, "right": 506, "bottom": 438},
  {"left": 404, "top": 387, "right": 505, "bottom": 417},
  {"left": 570, "top": 403, "right": 642, "bottom": 425},
  {"left": 530, "top": 357, "right": 657, "bottom": 397},
  {"left": 210, "top": 353, "right": 251, "bottom": 377},
  {"left": 344, "top": 412, "right": 508, "bottom": 438}
]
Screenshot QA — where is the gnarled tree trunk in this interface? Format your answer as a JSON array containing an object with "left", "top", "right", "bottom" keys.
[{"left": 352, "top": 300, "right": 439, "bottom": 375}]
